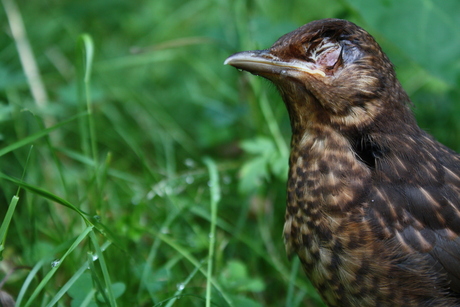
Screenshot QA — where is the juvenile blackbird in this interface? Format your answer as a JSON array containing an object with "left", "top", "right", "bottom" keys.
[{"left": 225, "top": 19, "right": 460, "bottom": 306}]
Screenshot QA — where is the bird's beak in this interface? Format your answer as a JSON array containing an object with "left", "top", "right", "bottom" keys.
[{"left": 224, "top": 50, "right": 325, "bottom": 78}]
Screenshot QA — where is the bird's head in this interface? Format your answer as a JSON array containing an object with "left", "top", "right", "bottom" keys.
[{"left": 225, "top": 19, "right": 411, "bottom": 131}]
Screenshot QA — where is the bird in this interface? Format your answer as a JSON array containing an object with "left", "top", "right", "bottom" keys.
[{"left": 225, "top": 18, "right": 460, "bottom": 306}]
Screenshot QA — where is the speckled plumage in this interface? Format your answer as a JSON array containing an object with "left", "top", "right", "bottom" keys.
[{"left": 225, "top": 19, "right": 460, "bottom": 306}]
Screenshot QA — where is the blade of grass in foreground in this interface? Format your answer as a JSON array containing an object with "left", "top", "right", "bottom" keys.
[
  {"left": 286, "top": 257, "right": 302, "bottom": 306},
  {"left": 76, "top": 33, "right": 104, "bottom": 212},
  {"left": 0, "top": 142, "right": 25, "bottom": 252},
  {"left": 203, "top": 157, "right": 221, "bottom": 307},
  {"left": 76, "top": 33, "right": 95, "bottom": 161},
  {"left": 15, "top": 258, "right": 47, "bottom": 306},
  {"left": 0, "top": 173, "right": 92, "bottom": 223},
  {"left": 0, "top": 195, "right": 19, "bottom": 257},
  {"left": 162, "top": 263, "right": 201, "bottom": 307},
  {"left": 45, "top": 241, "right": 111, "bottom": 307},
  {"left": 89, "top": 231, "right": 117, "bottom": 306}
]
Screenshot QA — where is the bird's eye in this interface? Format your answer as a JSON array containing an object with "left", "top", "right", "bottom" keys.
[{"left": 317, "top": 45, "right": 342, "bottom": 71}]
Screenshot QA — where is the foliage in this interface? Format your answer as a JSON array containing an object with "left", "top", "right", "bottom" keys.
[{"left": 0, "top": 0, "right": 459, "bottom": 306}]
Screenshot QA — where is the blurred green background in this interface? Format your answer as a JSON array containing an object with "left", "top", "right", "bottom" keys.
[{"left": 1, "top": 0, "right": 460, "bottom": 306}]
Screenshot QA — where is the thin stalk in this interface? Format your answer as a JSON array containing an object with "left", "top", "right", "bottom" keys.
[{"left": 203, "top": 157, "right": 221, "bottom": 307}]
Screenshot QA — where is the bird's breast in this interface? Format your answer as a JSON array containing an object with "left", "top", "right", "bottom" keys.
[{"left": 283, "top": 127, "right": 376, "bottom": 305}]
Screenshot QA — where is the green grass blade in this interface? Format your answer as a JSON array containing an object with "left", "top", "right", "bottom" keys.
[
  {"left": 45, "top": 261, "right": 88, "bottom": 307},
  {"left": 87, "top": 251, "right": 109, "bottom": 304},
  {"left": 203, "top": 157, "right": 221, "bottom": 307},
  {"left": 0, "top": 113, "right": 85, "bottom": 157},
  {"left": 80, "top": 289, "right": 98, "bottom": 307},
  {"left": 45, "top": 240, "right": 111, "bottom": 307},
  {"left": 0, "top": 195, "right": 19, "bottom": 258},
  {"left": 163, "top": 263, "right": 201, "bottom": 307},
  {"left": 78, "top": 33, "right": 97, "bottom": 161},
  {"left": 0, "top": 173, "right": 92, "bottom": 223},
  {"left": 89, "top": 231, "right": 117, "bottom": 306},
  {"left": 76, "top": 33, "right": 100, "bottom": 206},
  {"left": 286, "top": 257, "right": 300, "bottom": 307},
  {"left": 56, "top": 147, "right": 140, "bottom": 184},
  {"left": 23, "top": 225, "right": 94, "bottom": 307},
  {"left": 77, "top": 34, "right": 94, "bottom": 83},
  {"left": 15, "top": 258, "right": 47, "bottom": 306}
]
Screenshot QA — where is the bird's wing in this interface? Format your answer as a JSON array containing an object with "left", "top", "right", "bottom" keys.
[{"left": 367, "top": 141, "right": 460, "bottom": 292}]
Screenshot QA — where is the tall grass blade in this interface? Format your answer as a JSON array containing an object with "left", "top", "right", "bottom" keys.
[
  {"left": 203, "top": 157, "right": 221, "bottom": 307},
  {"left": 89, "top": 231, "right": 117, "bottom": 306},
  {"left": 0, "top": 195, "right": 19, "bottom": 258}
]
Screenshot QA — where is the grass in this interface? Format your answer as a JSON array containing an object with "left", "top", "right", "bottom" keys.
[{"left": 1, "top": 0, "right": 460, "bottom": 306}]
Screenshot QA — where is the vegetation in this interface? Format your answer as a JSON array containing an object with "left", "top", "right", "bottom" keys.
[{"left": 1, "top": 0, "right": 459, "bottom": 306}]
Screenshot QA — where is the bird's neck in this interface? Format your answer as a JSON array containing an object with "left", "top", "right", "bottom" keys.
[
  {"left": 285, "top": 96, "right": 421, "bottom": 216},
  {"left": 281, "top": 87, "right": 331, "bottom": 137},
  {"left": 282, "top": 86, "right": 421, "bottom": 213}
]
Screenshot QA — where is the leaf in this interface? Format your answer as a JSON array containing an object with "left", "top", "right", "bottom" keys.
[
  {"left": 219, "top": 260, "right": 265, "bottom": 293},
  {"left": 345, "top": 0, "right": 460, "bottom": 85},
  {"left": 239, "top": 156, "right": 269, "bottom": 194},
  {"left": 135, "top": 265, "right": 170, "bottom": 294},
  {"left": 269, "top": 151, "right": 288, "bottom": 181},
  {"left": 240, "top": 137, "right": 275, "bottom": 155},
  {"left": 68, "top": 272, "right": 93, "bottom": 299},
  {"left": 239, "top": 137, "right": 288, "bottom": 193},
  {"left": 96, "top": 282, "right": 126, "bottom": 301}
]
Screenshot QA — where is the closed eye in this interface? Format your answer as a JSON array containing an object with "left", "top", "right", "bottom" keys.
[{"left": 309, "top": 38, "right": 340, "bottom": 64}]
